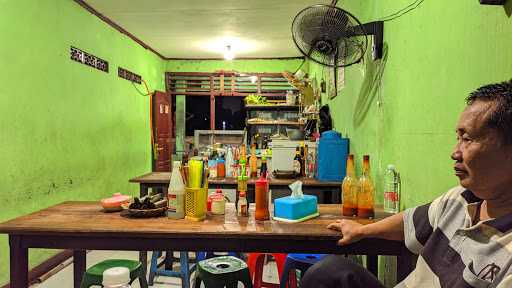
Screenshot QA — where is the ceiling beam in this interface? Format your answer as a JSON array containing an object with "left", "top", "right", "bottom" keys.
[{"left": 73, "top": 0, "right": 166, "bottom": 60}]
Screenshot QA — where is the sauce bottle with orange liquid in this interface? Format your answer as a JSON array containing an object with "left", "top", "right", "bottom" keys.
[
  {"left": 342, "top": 154, "right": 359, "bottom": 216},
  {"left": 357, "top": 155, "right": 375, "bottom": 218},
  {"left": 249, "top": 143, "right": 258, "bottom": 178}
]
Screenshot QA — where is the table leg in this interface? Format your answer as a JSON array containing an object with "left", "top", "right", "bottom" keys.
[
  {"left": 140, "top": 184, "right": 149, "bottom": 198},
  {"left": 9, "top": 235, "right": 28, "bottom": 288},
  {"left": 140, "top": 251, "right": 148, "bottom": 277},
  {"left": 367, "top": 255, "right": 378, "bottom": 277},
  {"left": 74, "top": 250, "right": 86, "bottom": 288}
]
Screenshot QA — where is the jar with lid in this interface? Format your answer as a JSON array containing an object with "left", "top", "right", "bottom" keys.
[{"left": 211, "top": 190, "right": 226, "bottom": 215}]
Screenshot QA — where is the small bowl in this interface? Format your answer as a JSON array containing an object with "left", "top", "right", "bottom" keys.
[{"left": 101, "top": 193, "right": 131, "bottom": 212}]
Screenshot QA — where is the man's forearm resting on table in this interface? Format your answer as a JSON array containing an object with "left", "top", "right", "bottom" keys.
[{"left": 361, "top": 212, "right": 405, "bottom": 241}]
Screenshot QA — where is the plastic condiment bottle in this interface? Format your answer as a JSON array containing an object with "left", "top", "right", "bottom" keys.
[
  {"left": 237, "top": 191, "right": 248, "bottom": 217},
  {"left": 342, "top": 154, "right": 359, "bottom": 217},
  {"left": 168, "top": 161, "right": 185, "bottom": 219},
  {"left": 225, "top": 146, "right": 234, "bottom": 177},
  {"left": 217, "top": 158, "right": 226, "bottom": 178},
  {"left": 357, "top": 155, "right": 375, "bottom": 218},
  {"left": 249, "top": 143, "right": 258, "bottom": 178},
  {"left": 240, "top": 144, "right": 247, "bottom": 163},
  {"left": 102, "top": 267, "right": 132, "bottom": 288},
  {"left": 260, "top": 154, "right": 268, "bottom": 178},
  {"left": 237, "top": 163, "right": 248, "bottom": 213},
  {"left": 255, "top": 175, "right": 270, "bottom": 221}
]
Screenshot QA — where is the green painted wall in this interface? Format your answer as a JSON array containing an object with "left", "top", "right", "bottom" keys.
[
  {"left": 0, "top": 0, "right": 165, "bottom": 284},
  {"left": 309, "top": 0, "right": 512, "bottom": 208},
  {"left": 308, "top": 1, "right": 512, "bottom": 285},
  {"left": 166, "top": 59, "right": 304, "bottom": 153}
]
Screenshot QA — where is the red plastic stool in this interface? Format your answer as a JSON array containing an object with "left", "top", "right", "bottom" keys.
[{"left": 247, "top": 253, "right": 289, "bottom": 288}]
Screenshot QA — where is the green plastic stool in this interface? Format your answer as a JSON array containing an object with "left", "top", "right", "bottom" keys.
[
  {"left": 80, "top": 259, "right": 148, "bottom": 288},
  {"left": 193, "top": 256, "right": 253, "bottom": 288}
]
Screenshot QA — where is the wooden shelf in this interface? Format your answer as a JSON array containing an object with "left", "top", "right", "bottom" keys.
[
  {"left": 245, "top": 105, "right": 300, "bottom": 110},
  {"left": 246, "top": 121, "right": 303, "bottom": 126}
]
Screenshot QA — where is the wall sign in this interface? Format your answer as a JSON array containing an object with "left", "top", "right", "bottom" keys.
[
  {"left": 118, "top": 67, "right": 142, "bottom": 84},
  {"left": 70, "top": 46, "right": 109, "bottom": 72}
]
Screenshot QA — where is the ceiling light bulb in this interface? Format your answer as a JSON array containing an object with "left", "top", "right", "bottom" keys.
[{"left": 224, "top": 45, "right": 235, "bottom": 60}]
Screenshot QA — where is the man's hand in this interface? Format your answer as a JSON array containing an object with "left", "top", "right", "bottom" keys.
[
  {"left": 327, "top": 212, "right": 405, "bottom": 245},
  {"left": 327, "top": 219, "right": 365, "bottom": 246}
]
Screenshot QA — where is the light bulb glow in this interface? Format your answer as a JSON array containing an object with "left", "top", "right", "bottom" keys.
[{"left": 224, "top": 45, "right": 235, "bottom": 60}]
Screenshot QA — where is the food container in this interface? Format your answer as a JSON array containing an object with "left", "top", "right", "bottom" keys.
[
  {"left": 211, "top": 194, "right": 226, "bottom": 215},
  {"left": 101, "top": 193, "right": 131, "bottom": 212}
]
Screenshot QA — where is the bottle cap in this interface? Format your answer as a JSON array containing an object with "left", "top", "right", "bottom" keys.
[
  {"left": 387, "top": 164, "right": 395, "bottom": 170},
  {"left": 102, "top": 267, "right": 130, "bottom": 286}
]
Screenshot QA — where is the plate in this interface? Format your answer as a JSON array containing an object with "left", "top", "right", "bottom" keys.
[{"left": 121, "top": 207, "right": 168, "bottom": 218}]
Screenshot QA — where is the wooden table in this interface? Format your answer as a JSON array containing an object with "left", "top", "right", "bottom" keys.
[
  {"left": 130, "top": 172, "right": 342, "bottom": 203},
  {"left": 0, "top": 202, "right": 414, "bottom": 288}
]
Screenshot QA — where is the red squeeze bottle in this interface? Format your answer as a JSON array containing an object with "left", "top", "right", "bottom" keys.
[{"left": 255, "top": 175, "right": 270, "bottom": 221}]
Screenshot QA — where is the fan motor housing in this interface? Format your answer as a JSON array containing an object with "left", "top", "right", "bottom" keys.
[{"left": 314, "top": 39, "right": 335, "bottom": 55}]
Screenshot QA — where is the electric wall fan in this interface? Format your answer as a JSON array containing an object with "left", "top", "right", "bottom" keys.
[{"left": 292, "top": 4, "right": 384, "bottom": 93}]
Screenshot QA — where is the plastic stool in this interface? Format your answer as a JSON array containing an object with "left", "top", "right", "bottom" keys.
[
  {"left": 279, "top": 254, "right": 327, "bottom": 288},
  {"left": 196, "top": 251, "right": 242, "bottom": 262},
  {"left": 247, "top": 253, "right": 287, "bottom": 288},
  {"left": 80, "top": 259, "right": 148, "bottom": 288},
  {"left": 193, "top": 256, "right": 253, "bottom": 288},
  {"left": 148, "top": 251, "right": 192, "bottom": 288}
]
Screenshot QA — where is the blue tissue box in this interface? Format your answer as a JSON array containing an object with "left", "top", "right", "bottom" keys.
[{"left": 274, "top": 195, "right": 318, "bottom": 220}]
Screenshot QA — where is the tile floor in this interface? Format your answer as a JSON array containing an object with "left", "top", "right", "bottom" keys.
[{"left": 31, "top": 250, "right": 279, "bottom": 288}]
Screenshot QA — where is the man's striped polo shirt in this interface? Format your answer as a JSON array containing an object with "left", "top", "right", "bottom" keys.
[{"left": 396, "top": 186, "right": 512, "bottom": 288}]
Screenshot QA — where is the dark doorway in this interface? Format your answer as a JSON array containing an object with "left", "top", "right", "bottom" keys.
[
  {"left": 185, "top": 96, "right": 210, "bottom": 136},
  {"left": 215, "top": 97, "right": 246, "bottom": 131}
]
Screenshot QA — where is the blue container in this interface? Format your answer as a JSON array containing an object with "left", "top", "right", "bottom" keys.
[
  {"left": 316, "top": 130, "right": 349, "bottom": 182},
  {"left": 274, "top": 195, "right": 318, "bottom": 220}
]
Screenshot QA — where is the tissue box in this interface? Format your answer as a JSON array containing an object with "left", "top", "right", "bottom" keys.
[{"left": 274, "top": 195, "right": 318, "bottom": 221}]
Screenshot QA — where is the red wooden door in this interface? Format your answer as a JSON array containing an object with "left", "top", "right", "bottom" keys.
[{"left": 153, "top": 91, "right": 173, "bottom": 171}]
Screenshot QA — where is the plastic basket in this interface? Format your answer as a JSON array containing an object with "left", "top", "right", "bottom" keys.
[{"left": 185, "top": 187, "right": 207, "bottom": 221}]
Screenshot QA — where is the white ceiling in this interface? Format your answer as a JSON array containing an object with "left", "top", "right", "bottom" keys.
[{"left": 84, "top": 0, "right": 333, "bottom": 59}]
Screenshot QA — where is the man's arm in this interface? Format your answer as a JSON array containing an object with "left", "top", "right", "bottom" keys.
[{"left": 327, "top": 212, "right": 404, "bottom": 246}]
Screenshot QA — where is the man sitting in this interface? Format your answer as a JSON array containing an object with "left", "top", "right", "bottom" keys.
[{"left": 300, "top": 80, "right": 512, "bottom": 288}]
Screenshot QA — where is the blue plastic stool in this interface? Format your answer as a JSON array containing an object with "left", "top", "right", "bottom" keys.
[
  {"left": 148, "top": 251, "right": 193, "bottom": 288},
  {"left": 279, "top": 254, "right": 327, "bottom": 288}
]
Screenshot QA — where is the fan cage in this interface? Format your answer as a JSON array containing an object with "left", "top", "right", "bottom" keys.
[{"left": 292, "top": 4, "right": 368, "bottom": 67}]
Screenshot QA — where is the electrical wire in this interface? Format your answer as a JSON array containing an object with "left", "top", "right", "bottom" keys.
[
  {"left": 294, "top": 58, "right": 307, "bottom": 74},
  {"left": 379, "top": 0, "right": 425, "bottom": 22},
  {"left": 131, "top": 79, "right": 156, "bottom": 159},
  {"left": 131, "top": 79, "right": 152, "bottom": 96}
]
